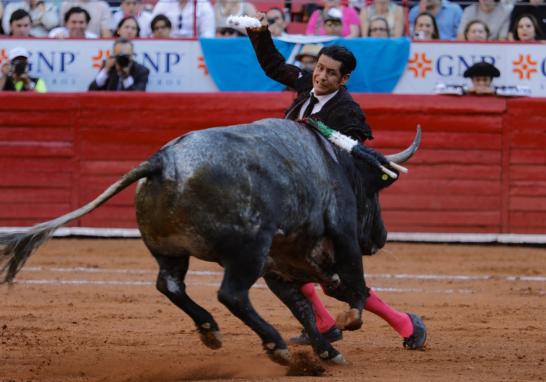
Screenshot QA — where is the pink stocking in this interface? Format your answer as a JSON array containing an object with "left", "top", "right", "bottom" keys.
[
  {"left": 364, "top": 289, "right": 413, "bottom": 337},
  {"left": 300, "top": 283, "right": 336, "bottom": 333}
]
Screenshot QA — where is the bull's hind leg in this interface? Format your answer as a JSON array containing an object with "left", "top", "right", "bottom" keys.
[
  {"left": 154, "top": 254, "right": 222, "bottom": 349},
  {"left": 264, "top": 274, "right": 346, "bottom": 365},
  {"left": 216, "top": 236, "right": 290, "bottom": 365}
]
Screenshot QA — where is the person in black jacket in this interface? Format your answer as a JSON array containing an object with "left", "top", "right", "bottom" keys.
[
  {"left": 88, "top": 38, "right": 149, "bottom": 91},
  {"left": 247, "top": 20, "right": 372, "bottom": 143},
  {"left": 247, "top": 17, "right": 428, "bottom": 351}
]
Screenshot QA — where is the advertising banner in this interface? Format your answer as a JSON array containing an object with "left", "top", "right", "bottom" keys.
[
  {"left": 0, "top": 38, "right": 217, "bottom": 92},
  {"left": 394, "top": 41, "right": 546, "bottom": 96}
]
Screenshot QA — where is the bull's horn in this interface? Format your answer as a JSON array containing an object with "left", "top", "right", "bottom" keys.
[{"left": 384, "top": 125, "right": 422, "bottom": 164}]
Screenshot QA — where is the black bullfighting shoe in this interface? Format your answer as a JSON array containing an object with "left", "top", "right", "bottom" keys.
[
  {"left": 288, "top": 325, "right": 343, "bottom": 346},
  {"left": 403, "top": 313, "right": 428, "bottom": 350}
]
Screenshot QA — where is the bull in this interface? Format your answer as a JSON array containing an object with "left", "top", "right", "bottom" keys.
[{"left": 0, "top": 118, "right": 420, "bottom": 365}]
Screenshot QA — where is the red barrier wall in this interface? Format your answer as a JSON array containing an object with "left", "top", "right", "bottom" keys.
[{"left": 1, "top": 93, "right": 545, "bottom": 234}]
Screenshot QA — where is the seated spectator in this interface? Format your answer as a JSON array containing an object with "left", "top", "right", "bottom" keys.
[
  {"left": 2, "top": 0, "right": 59, "bottom": 37},
  {"left": 8, "top": 9, "right": 32, "bottom": 37},
  {"left": 322, "top": 7, "right": 344, "bottom": 36},
  {"left": 151, "top": 0, "right": 215, "bottom": 38},
  {"left": 360, "top": 0, "right": 403, "bottom": 37},
  {"left": 150, "top": 14, "right": 172, "bottom": 38},
  {"left": 216, "top": 26, "right": 245, "bottom": 37},
  {"left": 0, "top": 47, "right": 47, "bottom": 92},
  {"left": 0, "top": 2, "right": 4, "bottom": 34},
  {"left": 413, "top": 11, "right": 440, "bottom": 39},
  {"left": 115, "top": 15, "right": 140, "bottom": 39},
  {"left": 409, "top": 0, "right": 462, "bottom": 40},
  {"left": 295, "top": 43, "right": 322, "bottom": 72},
  {"left": 509, "top": 0, "right": 546, "bottom": 40},
  {"left": 366, "top": 15, "right": 390, "bottom": 37},
  {"left": 265, "top": 7, "right": 287, "bottom": 37},
  {"left": 89, "top": 37, "right": 149, "bottom": 91},
  {"left": 463, "top": 61, "right": 499, "bottom": 95},
  {"left": 457, "top": 0, "right": 511, "bottom": 40},
  {"left": 462, "top": 19, "right": 490, "bottom": 41},
  {"left": 306, "top": 0, "right": 360, "bottom": 37},
  {"left": 112, "top": 0, "right": 152, "bottom": 38},
  {"left": 214, "top": 0, "right": 256, "bottom": 31},
  {"left": 511, "top": 13, "right": 543, "bottom": 41},
  {"left": 49, "top": 6, "right": 97, "bottom": 38},
  {"left": 60, "top": 0, "right": 112, "bottom": 38}
]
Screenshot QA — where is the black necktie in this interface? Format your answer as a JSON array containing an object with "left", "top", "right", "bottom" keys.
[{"left": 302, "top": 94, "right": 319, "bottom": 118}]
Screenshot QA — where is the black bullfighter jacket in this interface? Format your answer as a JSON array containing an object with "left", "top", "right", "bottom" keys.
[{"left": 247, "top": 26, "right": 373, "bottom": 142}]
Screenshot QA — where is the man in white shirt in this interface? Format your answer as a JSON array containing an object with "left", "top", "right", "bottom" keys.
[
  {"left": 151, "top": 0, "right": 215, "bottom": 38},
  {"left": 60, "top": 0, "right": 113, "bottom": 38},
  {"left": 48, "top": 6, "right": 98, "bottom": 38}
]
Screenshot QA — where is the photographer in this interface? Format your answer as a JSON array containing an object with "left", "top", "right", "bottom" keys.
[
  {"left": 88, "top": 38, "right": 149, "bottom": 91},
  {"left": 0, "top": 47, "right": 47, "bottom": 92}
]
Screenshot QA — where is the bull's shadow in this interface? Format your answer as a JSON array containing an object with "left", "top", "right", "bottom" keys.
[{"left": 0, "top": 118, "right": 420, "bottom": 366}]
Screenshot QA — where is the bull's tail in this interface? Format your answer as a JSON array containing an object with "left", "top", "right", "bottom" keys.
[{"left": 0, "top": 159, "right": 161, "bottom": 284}]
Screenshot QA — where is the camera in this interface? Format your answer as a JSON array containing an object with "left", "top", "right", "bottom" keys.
[
  {"left": 115, "top": 54, "right": 131, "bottom": 68},
  {"left": 11, "top": 59, "right": 27, "bottom": 76}
]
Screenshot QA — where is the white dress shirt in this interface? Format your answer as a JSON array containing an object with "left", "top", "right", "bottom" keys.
[
  {"left": 151, "top": 0, "right": 215, "bottom": 38},
  {"left": 298, "top": 89, "right": 339, "bottom": 120}
]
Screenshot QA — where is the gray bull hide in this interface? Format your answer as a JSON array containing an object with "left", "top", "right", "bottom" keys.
[{"left": 0, "top": 118, "right": 420, "bottom": 366}]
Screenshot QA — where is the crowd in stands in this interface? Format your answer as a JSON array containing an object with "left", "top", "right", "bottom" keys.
[{"left": 0, "top": 0, "right": 544, "bottom": 40}]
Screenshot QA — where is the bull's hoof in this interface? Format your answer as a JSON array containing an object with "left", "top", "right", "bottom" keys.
[
  {"left": 335, "top": 308, "right": 362, "bottom": 331},
  {"left": 318, "top": 349, "right": 346, "bottom": 365},
  {"left": 199, "top": 328, "right": 222, "bottom": 349},
  {"left": 265, "top": 343, "right": 292, "bottom": 365}
]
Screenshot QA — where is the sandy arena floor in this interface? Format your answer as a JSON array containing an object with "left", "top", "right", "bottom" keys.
[{"left": 1, "top": 239, "right": 545, "bottom": 382}]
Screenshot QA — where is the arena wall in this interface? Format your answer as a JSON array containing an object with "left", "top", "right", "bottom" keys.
[{"left": 1, "top": 93, "right": 545, "bottom": 234}]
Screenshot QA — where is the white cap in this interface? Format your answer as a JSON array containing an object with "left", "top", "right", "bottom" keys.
[
  {"left": 8, "top": 47, "right": 30, "bottom": 61},
  {"left": 325, "top": 8, "right": 343, "bottom": 21}
]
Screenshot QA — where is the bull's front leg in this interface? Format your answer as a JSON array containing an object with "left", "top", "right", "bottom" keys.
[
  {"left": 264, "top": 273, "right": 347, "bottom": 365},
  {"left": 324, "top": 227, "right": 369, "bottom": 331}
]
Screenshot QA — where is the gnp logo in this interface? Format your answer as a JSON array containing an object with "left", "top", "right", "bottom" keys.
[
  {"left": 0, "top": 47, "right": 76, "bottom": 73},
  {"left": 512, "top": 54, "right": 537, "bottom": 80},
  {"left": 407, "top": 52, "right": 432, "bottom": 78}
]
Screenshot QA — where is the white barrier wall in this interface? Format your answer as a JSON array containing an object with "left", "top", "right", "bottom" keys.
[
  {"left": 394, "top": 41, "right": 546, "bottom": 96},
  {"left": 0, "top": 38, "right": 218, "bottom": 92},
  {"left": 1, "top": 39, "right": 545, "bottom": 95}
]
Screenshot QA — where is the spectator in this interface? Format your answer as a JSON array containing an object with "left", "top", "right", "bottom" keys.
[
  {"left": 214, "top": 0, "right": 256, "bottom": 31},
  {"left": 413, "top": 11, "right": 440, "bottom": 39},
  {"left": 511, "top": 13, "right": 543, "bottom": 41},
  {"left": 8, "top": 9, "right": 32, "bottom": 37},
  {"left": 49, "top": 6, "right": 97, "bottom": 38},
  {"left": 295, "top": 43, "right": 322, "bottom": 72},
  {"left": 457, "top": 0, "right": 511, "bottom": 40},
  {"left": 462, "top": 19, "right": 490, "bottom": 41},
  {"left": 306, "top": 0, "right": 360, "bottom": 37},
  {"left": 89, "top": 37, "right": 149, "bottom": 91},
  {"left": 265, "top": 7, "right": 287, "bottom": 37},
  {"left": 216, "top": 26, "right": 245, "bottom": 37},
  {"left": 322, "top": 7, "right": 344, "bottom": 36},
  {"left": 115, "top": 15, "right": 140, "bottom": 39},
  {"left": 409, "top": 0, "right": 462, "bottom": 39},
  {"left": 150, "top": 14, "right": 172, "bottom": 38},
  {"left": 60, "top": 0, "right": 113, "bottom": 38},
  {"left": 0, "top": 47, "right": 47, "bottom": 92},
  {"left": 360, "top": 0, "right": 404, "bottom": 37},
  {"left": 509, "top": 0, "right": 546, "bottom": 40},
  {"left": 463, "top": 61, "right": 499, "bottom": 95},
  {"left": 366, "top": 15, "right": 390, "bottom": 37},
  {"left": 112, "top": 0, "right": 153, "bottom": 38},
  {"left": 2, "top": 1, "right": 59, "bottom": 37},
  {"left": 0, "top": 2, "right": 4, "bottom": 35},
  {"left": 151, "top": 0, "right": 215, "bottom": 38}
]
